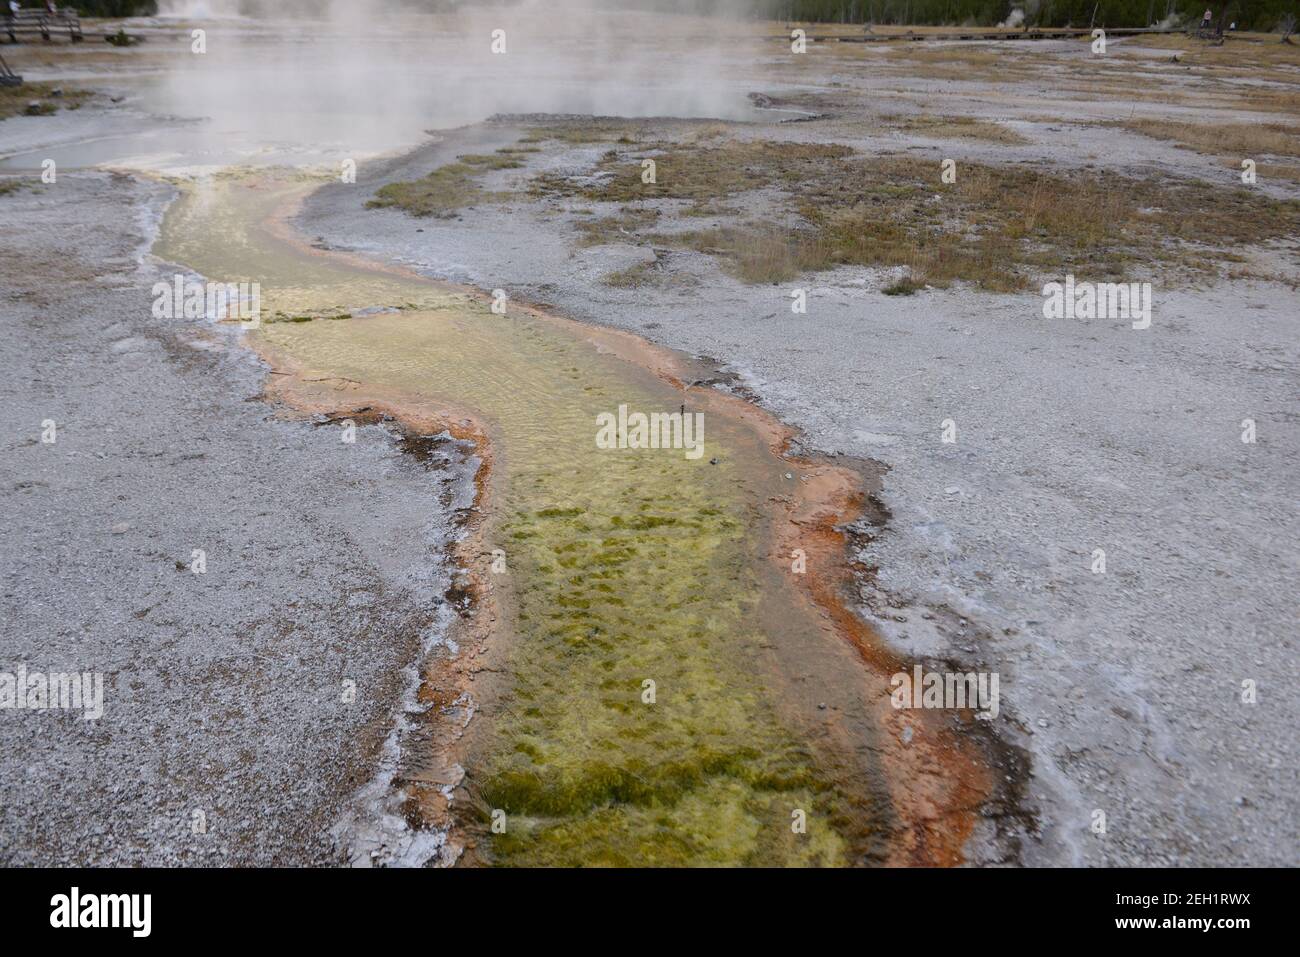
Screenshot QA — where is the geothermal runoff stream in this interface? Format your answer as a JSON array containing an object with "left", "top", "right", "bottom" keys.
[{"left": 153, "top": 171, "right": 986, "bottom": 865}]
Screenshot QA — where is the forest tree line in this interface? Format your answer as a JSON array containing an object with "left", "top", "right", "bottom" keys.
[
  {"left": 766, "top": 0, "right": 1295, "bottom": 32},
  {"left": 60, "top": 1, "right": 1300, "bottom": 34}
]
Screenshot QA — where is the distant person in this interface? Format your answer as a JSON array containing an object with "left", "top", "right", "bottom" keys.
[
  {"left": 45, "top": 0, "right": 56, "bottom": 14},
  {"left": 1201, "top": 8, "right": 1213, "bottom": 32}
]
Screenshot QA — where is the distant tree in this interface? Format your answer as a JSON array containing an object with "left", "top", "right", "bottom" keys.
[
  {"left": 769, "top": 0, "right": 1300, "bottom": 31},
  {"left": 69, "top": 1, "right": 158, "bottom": 15}
]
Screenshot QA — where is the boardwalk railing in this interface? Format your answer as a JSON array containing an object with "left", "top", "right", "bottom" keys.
[
  {"left": 0, "top": 50, "right": 20, "bottom": 84},
  {"left": 3, "top": 7, "right": 83, "bottom": 44},
  {"left": 780, "top": 26, "right": 1184, "bottom": 43}
]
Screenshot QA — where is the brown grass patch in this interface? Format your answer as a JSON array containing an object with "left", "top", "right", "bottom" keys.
[
  {"left": 576, "top": 206, "right": 661, "bottom": 246},
  {"left": 536, "top": 137, "right": 1300, "bottom": 290},
  {"left": 846, "top": 36, "right": 1300, "bottom": 114},
  {"left": 521, "top": 123, "right": 641, "bottom": 146},
  {"left": 1112, "top": 118, "right": 1300, "bottom": 160},
  {"left": 0, "top": 82, "right": 92, "bottom": 120},
  {"left": 882, "top": 113, "right": 1029, "bottom": 144},
  {"left": 533, "top": 140, "right": 856, "bottom": 207},
  {"left": 602, "top": 255, "right": 697, "bottom": 290},
  {"left": 602, "top": 259, "right": 658, "bottom": 288},
  {"left": 1119, "top": 32, "right": 1300, "bottom": 72},
  {"left": 368, "top": 152, "right": 523, "bottom": 217},
  {"left": 1234, "top": 160, "right": 1300, "bottom": 184}
]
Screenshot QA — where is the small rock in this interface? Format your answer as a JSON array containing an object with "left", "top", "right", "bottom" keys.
[{"left": 110, "top": 522, "right": 130, "bottom": 534}]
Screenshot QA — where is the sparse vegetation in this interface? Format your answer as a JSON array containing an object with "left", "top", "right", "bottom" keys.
[
  {"left": 521, "top": 123, "right": 641, "bottom": 146},
  {"left": 105, "top": 29, "right": 139, "bottom": 48},
  {"left": 1232, "top": 160, "right": 1300, "bottom": 185},
  {"left": 0, "top": 83, "right": 92, "bottom": 121},
  {"left": 576, "top": 206, "right": 662, "bottom": 246},
  {"left": 457, "top": 153, "right": 524, "bottom": 170},
  {"left": 881, "top": 113, "right": 1029, "bottom": 145},
  {"left": 1111, "top": 118, "right": 1300, "bottom": 161},
  {"left": 537, "top": 136, "right": 1300, "bottom": 290},
  {"left": 1115, "top": 31, "right": 1300, "bottom": 71},
  {"left": 532, "top": 140, "right": 856, "bottom": 210},
  {"left": 368, "top": 152, "right": 522, "bottom": 217},
  {"left": 864, "top": 37, "right": 1300, "bottom": 115},
  {"left": 882, "top": 275, "right": 923, "bottom": 295},
  {"left": 603, "top": 260, "right": 660, "bottom": 288},
  {"left": 1103, "top": 117, "right": 1300, "bottom": 184}
]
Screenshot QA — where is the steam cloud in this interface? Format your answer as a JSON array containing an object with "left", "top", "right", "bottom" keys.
[{"left": 148, "top": 0, "right": 759, "bottom": 167}]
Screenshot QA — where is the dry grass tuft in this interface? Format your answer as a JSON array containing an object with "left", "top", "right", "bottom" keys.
[
  {"left": 576, "top": 206, "right": 661, "bottom": 246},
  {"left": 533, "top": 139, "right": 855, "bottom": 208},
  {"left": 602, "top": 255, "right": 696, "bottom": 290},
  {"left": 0, "top": 82, "right": 93, "bottom": 120},
  {"left": 602, "top": 260, "right": 659, "bottom": 287},
  {"left": 521, "top": 123, "right": 641, "bottom": 146},
  {"left": 1112, "top": 119, "right": 1300, "bottom": 160},
  {"left": 368, "top": 152, "right": 522, "bottom": 216},
  {"left": 881, "top": 113, "right": 1029, "bottom": 144}
]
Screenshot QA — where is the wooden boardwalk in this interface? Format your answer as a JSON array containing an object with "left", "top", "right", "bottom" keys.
[
  {"left": 2, "top": 7, "right": 83, "bottom": 44},
  {"left": 0, "top": 51, "right": 20, "bottom": 85},
  {"left": 785, "top": 26, "right": 1183, "bottom": 44}
]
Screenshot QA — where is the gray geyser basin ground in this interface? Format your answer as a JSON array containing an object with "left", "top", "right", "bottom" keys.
[
  {"left": 0, "top": 174, "right": 474, "bottom": 865},
  {"left": 296, "top": 120, "right": 1300, "bottom": 867}
]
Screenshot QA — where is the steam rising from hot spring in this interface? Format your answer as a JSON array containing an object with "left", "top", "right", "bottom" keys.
[{"left": 149, "top": 0, "right": 761, "bottom": 167}]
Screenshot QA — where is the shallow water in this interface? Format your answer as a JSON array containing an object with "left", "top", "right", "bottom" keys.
[{"left": 155, "top": 171, "right": 896, "bottom": 866}]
